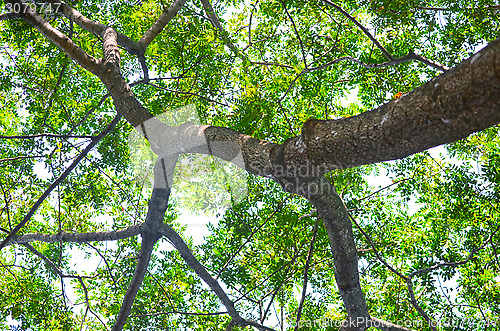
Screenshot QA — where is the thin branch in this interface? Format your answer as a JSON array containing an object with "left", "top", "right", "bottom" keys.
[
  {"left": 281, "top": 1, "right": 307, "bottom": 68},
  {"left": 86, "top": 243, "right": 117, "bottom": 286},
  {"left": 279, "top": 50, "right": 448, "bottom": 101},
  {"left": 145, "top": 82, "right": 230, "bottom": 106},
  {"left": 7, "top": 223, "right": 143, "bottom": 246},
  {"left": 348, "top": 212, "right": 407, "bottom": 280},
  {"left": 249, "top": 61, "right": 294, "bottom": 69},
  {"left": 0, "top": 155, "right": 47, "bottom": 163},
  {"left": 0, "top": 112, "right": 122, "bottom": 250},
  {"left": 68, "top": 93, "right": 110, "bottom": 134},
  {"left": 157, "top": 221, "right": 276, "bottom": 331},
  {"left": 76, "top": 275, "right": 108, "bottom": 327},
  {"left": 21, "top": 243, "right": 87, "bottom": 279},
  {"left": 322, "top": 0, "right": 394, "bottom": 61},
  {"left": 308, "top": 52, "right": 447, "bottom": 72},
  {"left": 45, "top": 58, "right": 68, "bottom": 111},
  {"left": 416, "top": 5, "right": 500, "bottom": 11},
  {"left": 294, "top": 218, "right": 319, "bottom": 331},
  {"left": 131, "top": 310, "right": 228, "bottom": 317},
  {"left": 355, "top": 176, "right": 415, "bottom": 203},
  {"left": 157, "top": 222, "right": 240, "bottom": 317},
  {"left": 201, "top": 0, "right": 246, "bottom": 60},
  {"left": 404, "top": 221, "right": 500, "bottom": 331},
  {"left": 234, "top": 249, "right": 303, "bottom": 304}
]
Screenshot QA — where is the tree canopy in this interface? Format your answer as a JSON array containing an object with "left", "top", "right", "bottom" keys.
[{"left": 0, "top": 0, "right": 499, "bottom": 330}]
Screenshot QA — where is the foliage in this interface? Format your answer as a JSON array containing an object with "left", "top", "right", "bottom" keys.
[{"left": 0, "top": 0, "right": 499, "bottom": 330}]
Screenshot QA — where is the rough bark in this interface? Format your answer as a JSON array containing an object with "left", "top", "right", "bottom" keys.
[{"left": 298, "top": 39, "right": 500, "bottom": 170}]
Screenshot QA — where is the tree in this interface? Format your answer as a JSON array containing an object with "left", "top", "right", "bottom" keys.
[{"left": 0, "top": 0, "right": 499, "bottom": 330}]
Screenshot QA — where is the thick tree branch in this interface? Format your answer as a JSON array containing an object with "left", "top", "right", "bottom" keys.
[
  {"left": 139, "top": 0, "right": 187, "bottom": 49},
  {"left": 0, "top": 113, "right": 122, "bottom": 250},
  {"left": 111, "top": 232, "right": 161, "bottom": 331},
  {"left": 301, "top": 176, "right": 369, "bottom": 330},
  {"left": 43, "top": 0, "right": 144, "bottom": 55},
  {"left": 122, "top": 39, "right": 500, "bottom": 191},
  {"left": 293, "top": 38, "right": 500, "bottom": 171},
  {"left": 103, "top": 27, "right": 120, "bottom": 68},
  {"left": 0, "top": 12, "right": 20, "bottom": 20},
  {"left": 16, "top": 0, "right": 102, "bottom": 75}
]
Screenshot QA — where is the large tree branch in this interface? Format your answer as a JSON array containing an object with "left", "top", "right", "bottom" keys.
[
  {"left": 302, "top": 177, "right": 370, "bottom": 330},
  {"left": 15, "top": 0, "right": 102, "bottom": 75},
  {"left": 111, "top": 232, "right": 161, "bottom": 331},
  {"left": 290, "top": 38, "right": 500, "bottom": 171},
  {"left": 121, "top": 38, "right": 500, "bottom": 189},
  {"left": 139, "top": 0, "right": 187, "bottom": 49},
  {"left": 43, "top": 0, "right": 144, "bottom": 55}
]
